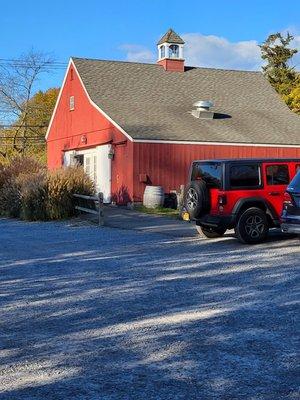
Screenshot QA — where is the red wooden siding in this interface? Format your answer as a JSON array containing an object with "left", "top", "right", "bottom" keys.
[
  {"left": 133, "top": 142, "right": 300, "bottom": 201},
  {"left": 46, "top": 64, "right": 134, "bottom": 202}
]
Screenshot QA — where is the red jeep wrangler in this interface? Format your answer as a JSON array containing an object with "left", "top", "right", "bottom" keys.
[{"left": 184, "top": 158, "right": 300, "bottom": 244}]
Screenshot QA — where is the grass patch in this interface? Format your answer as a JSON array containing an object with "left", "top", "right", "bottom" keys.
[{"left": 135, "top": 205, "right": 179, "bottom": 218}]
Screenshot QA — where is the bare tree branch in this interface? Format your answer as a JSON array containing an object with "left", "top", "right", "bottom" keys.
[{"left": 0, "top": 50, "right": 55, "bottom": 157}]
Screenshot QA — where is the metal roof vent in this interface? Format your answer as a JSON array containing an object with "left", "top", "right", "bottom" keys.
[{"left": 191, "top": 100, "right": 214, "bottom": 119}]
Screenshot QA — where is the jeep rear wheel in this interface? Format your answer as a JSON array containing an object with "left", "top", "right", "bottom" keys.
[
  {"left": 235, "top": 207, "right": 269, "bottom": 244},
  {"left": 197, "top": 225, "right": 227, "bottom": 238}
]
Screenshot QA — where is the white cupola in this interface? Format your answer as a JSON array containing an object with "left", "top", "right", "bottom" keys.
[{"left": 157, "top": 28, "right": 185, "bottom": 72}]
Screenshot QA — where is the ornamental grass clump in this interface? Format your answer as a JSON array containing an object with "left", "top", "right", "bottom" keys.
[
  {"left": 0, "top": 157, "right": 43, "bottom": 190},
  {"left": 18, "top": 172, "right": 48, "bottom": 221},
  {"left": 0, "top": 157, "right": 44, "bottom": 218},
  {"left": 0, "top": 157, "right": 94, "bottom": 221},
  {"left": 0, "top": 180, "right": 21, "bottom": 217},
  {"left": 46, "top": 166, "right": 95, "bottom": 220}
]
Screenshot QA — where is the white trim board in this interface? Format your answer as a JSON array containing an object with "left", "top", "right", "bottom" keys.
[
  {"left": 133, "top": 139, "right": 300, "bottom": 148},
  {"left": 70, "top": 59, "right": 133, "bottom": 142},
  {"left": 45, "top": 59, "right": 72, "bottom": 140}
]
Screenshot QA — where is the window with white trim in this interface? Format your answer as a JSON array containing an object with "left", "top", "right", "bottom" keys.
[
  {"left": 85, "top": 156, "right": 91, "bottom": 176},
  {"left": 69, "top": 95, "right": 75, "bottom": 111},
  {"left": 93, "top": 155, "right": 97, "bottom": 182}
]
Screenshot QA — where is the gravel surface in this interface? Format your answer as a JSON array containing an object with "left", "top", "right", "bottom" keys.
[{"left": 0, "top": 218, "right": 299, "bottom": 399}]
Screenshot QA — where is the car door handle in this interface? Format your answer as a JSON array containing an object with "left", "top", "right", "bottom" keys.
[{"left": 269, "top": 192, "right": 280, "bottom": 196}]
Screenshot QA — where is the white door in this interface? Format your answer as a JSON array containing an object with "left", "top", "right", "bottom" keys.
[
  {"left": 97, "top": 145, "right": 111, "bottom": 203},
  {"left": 64, "top": 146, "right": 111, "bottom": 203}
]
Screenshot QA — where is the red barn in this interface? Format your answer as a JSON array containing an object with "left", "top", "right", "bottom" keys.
[{"left": 46, "top": 29, "right": 300, "bottom": 203}]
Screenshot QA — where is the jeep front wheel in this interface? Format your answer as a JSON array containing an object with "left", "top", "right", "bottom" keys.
[
  {"left": 235, "top": 207, "right": 269, "bottom": 244},
  {"left": 196, "top": 225, "right": 227, "bottom": 238}
]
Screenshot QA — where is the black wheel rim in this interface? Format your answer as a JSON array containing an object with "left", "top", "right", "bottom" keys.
[
  {"left": 245, "top": 215, "right": 265, "bottom": 239},
  {"left": 187, "top": 188, "right": 198, "bottom": 210}
]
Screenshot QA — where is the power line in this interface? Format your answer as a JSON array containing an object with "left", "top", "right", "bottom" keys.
[
  {"left": 0, "top": 143, "right": 45, "bottom": 147},
  {"left": 0, "top": 59, "right": 67, "bottom": 66},
  {"left": 0, "top": 58, "right": 67, "bottom": 64},
  {"left": 0, "top": 139, "right": 45, "bottom": 142},
  {"left": 0, "top": 59, "right": 67, "bottom": 71},
  {"left": 0, "top": 124, "right": 47, "bottom": 128}
]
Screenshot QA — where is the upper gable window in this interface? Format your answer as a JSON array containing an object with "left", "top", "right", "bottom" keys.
[
  {"left": 69, "top": 95, "right": 75, "bottom": 111},
  {"left": 169, "top": 44, "right": 179, "bottom": 58},
  {"left": 70, "top": 69, "right": 74, "bottom": 80}
]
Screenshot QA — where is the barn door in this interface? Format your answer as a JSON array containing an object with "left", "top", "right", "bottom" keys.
[
  {"left": 97, "top": 145, "right": 111, "bottom": 203},
  {"left": 63, "top": 146, "right": 111, "bottom": 203}
]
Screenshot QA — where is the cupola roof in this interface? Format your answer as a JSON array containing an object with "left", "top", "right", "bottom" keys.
[{"left": 157, "top": 29, "right": 185, "bottom": 45}]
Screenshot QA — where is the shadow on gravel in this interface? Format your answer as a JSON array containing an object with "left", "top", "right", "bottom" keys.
[{"left": 0, "top": 219, "right": 299, "bottom": 399}]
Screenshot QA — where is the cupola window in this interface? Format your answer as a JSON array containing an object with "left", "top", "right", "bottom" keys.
[
  {"left": 160, "top": 45, "right": 165, "bottom": 59},
  {"left": 169, "top": 44, "right": 179, "bottom": 58}
]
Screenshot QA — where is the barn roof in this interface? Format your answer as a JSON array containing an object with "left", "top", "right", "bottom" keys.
[{"left": 72, "top": 57, "right": 300, "bottom": 145}]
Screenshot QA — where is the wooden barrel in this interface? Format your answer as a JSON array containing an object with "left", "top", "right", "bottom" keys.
[{"left": 143, "top": 186, "right": 164, "bottom": 208}]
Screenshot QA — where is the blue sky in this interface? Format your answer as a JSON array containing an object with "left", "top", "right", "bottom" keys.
[{"left": 1, "top": 0, "right": 300, "bottom": 90}]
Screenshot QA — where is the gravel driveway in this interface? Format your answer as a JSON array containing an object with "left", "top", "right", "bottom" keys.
[{"left": 0, "top": 218, "right": 299, "bottom": 399}]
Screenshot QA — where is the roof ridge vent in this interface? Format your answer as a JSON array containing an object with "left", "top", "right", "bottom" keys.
[{"left": 191, "top": 100, "right": 214, "bottom": 119}]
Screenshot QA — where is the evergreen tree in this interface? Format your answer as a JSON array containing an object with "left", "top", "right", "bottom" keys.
[{"left": 260, "top": 32, "right": 298, "bottom": 95}]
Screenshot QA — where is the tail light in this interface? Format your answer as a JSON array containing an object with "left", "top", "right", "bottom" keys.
[
  {"left": 218, "top": 194, "right": 227, "bottom": 206},
  {"left": 283, "top": 192, "right": 292, "bottom": 209}
]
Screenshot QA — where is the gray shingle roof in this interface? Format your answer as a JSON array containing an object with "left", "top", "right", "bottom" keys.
[
  {"left": 72, "top": 57, "right": 300, "bottom": 145},
  {"left": 157, "top": 29, "right": 185, "bottom": 45}
]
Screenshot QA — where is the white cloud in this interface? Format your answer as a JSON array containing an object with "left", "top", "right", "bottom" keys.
[
  {"left": 120, "top": 31, "right": 300, "bottom": 71},
  {"left": 290, "top": 35, "right": 300, "bottom": 69},
  {"left": 119, "top": 44, "right": 155, "bottom": 63},
  {"left": 182, "top": 33, "right": 261, "bottom": 70}
]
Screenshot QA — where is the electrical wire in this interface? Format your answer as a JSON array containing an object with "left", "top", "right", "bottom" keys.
[{"left": 0, "top": 58, "right": 67, "bottom": 70}]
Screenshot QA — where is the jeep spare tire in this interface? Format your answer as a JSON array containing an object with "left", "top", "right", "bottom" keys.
[{"left": 184, "top": 180, "right": 210, "bottom": 219}]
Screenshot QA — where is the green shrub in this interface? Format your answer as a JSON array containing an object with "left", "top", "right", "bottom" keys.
[{"left": 46, "top": 166, "right": 95, "bottom": 220}]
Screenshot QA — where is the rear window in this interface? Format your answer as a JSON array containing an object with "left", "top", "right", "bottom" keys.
[
  {"left": 191, "top": 162, "right": 222, "bottom": 188},
  {"left": 229, "top": 164, "right": 261, "bottom": 188},
  {"left": 266, "top": 164, "right": 289, "bottom": 185}
]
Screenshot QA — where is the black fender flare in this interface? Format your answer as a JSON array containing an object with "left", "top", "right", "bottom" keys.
[{"left": 231, "top": 197, "right": 278, "bottom": 224}]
